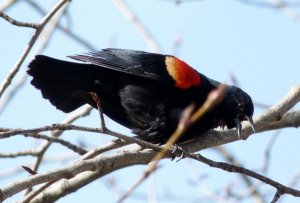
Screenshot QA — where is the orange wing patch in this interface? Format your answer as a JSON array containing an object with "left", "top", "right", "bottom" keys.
[{"left": 165, "top": 56, "right": 201, "bottom": 89}]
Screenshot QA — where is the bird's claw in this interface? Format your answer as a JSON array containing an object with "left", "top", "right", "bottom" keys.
[
  {"left": 246, "top": 116, "right": 255, "bottom": 133},
  {"left": 235, "top": 116, "right": 255, "bottom": 139},
  {"left": 170, "top": 145, "right": 186, "bottom": 162},
  {"left": 234, "top": 117, "right": 242, "bottom": 138}
]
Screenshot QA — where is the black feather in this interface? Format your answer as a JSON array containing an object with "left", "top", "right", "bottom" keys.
[{"left": 27, "top": 49, "right": 254, "bottom": 144}]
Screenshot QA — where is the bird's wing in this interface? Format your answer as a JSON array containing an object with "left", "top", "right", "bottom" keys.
[{"left": 69, "top": 48, "right": 201, "bottom": 89}]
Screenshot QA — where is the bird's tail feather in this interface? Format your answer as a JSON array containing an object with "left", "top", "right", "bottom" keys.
[{"left": 27, "top": 55, "right": 97, "bottom": 113}]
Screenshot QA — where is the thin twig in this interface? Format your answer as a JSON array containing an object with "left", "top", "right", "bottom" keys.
[
  {"left": 25, "top": 106, "right": 93, "bottom": 195},
  {"left": 0, "top": 72, "right": 27, "bottom": 114},
  {"left": 185, "top": 153, "right": 300, "bottom": 201},
  {"left": 0, "top": 11, "right": 39, "bottom": 28},
  {"left": 0, "top": 123, "right": 162, "bottom": 152},
  {"left": 0, "top": 130, "right": 87, "bottom": 156},
  {"left": 0, "top": 0, "right": 69, "bottom": 115},
  {"left": 266, "top": 0, "right": 300, "bottom": 23},
  {"left": 77, "top": 138, "right": 130, "bottom": 161},
  {"left": 0, "top": 150, "right": 39, "bottom": 158},
  {"left": 270, "top": 190, "right": 283, "bottom": 203},
  {"left": 237, "top": 0, "right": 300, "bottom": 8},
  {"left": 26, "top": 0, "right": 97, "bottom": 51},
  {"left": 111, "top": 0, "right": 161, "bottom": 53},
  {"left": 30, "top": 106, "right": 93, "bottom": 173},
  {"left": 0, "top": 153, "right": 76, "bottom": 179},
  {"left": 22, "top": 133, "right": 87, "bottom": 155},
  {"left": 187, "top": 160, "right": 228, "bottom": 203},
  {"left": 261, "top": 130, "right": 280, "bottom": 173},
  {"left": 214, "top": 146, "right": 264, "bottom": 203},
  {"left": 289, "top": 170, "right": 300, "bottom": 188},
  {"left": 0, "top": 0, "right": 17, "bottom": 11},
  {"left": 170, "top": 33, "right": 183, "bottom": 55},
  {"left": 0, "top": 0, "right": 70, "bottom": 98}
]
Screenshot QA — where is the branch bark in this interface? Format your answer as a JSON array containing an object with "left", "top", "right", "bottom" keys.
[{"left": 0, "top": 149, "right": 154, "bottom": 202}]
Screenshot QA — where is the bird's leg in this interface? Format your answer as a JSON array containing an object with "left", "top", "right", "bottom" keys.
[
  {"left": 171, "top": 144, "right": 186, "bottom": 162},
  {"left": 91, "top": 92, "right": 106, "bottom": 131}
]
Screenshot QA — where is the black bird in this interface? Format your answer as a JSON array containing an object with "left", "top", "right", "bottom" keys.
[{"left": 27, "top": 48, "right": 255, "bottom": 144}]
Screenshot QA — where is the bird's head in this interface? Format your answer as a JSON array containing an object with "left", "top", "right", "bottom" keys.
[{"left": 220, "top": 86, "right": 255, "bottom": 137}]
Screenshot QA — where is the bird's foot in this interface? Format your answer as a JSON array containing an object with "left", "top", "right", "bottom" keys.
[{"left": 170, "top": 145, "right": 186, "bottom": 162}]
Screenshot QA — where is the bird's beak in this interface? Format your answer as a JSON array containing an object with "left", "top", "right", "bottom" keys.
[
  {"left": 234, "top": 118, "right": 242, "bottom": 138},
  {"left": 246, "top": 116, "right": 255, "bottom": 133}
]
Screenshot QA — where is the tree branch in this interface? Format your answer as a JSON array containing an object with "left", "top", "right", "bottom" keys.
[
  {"left": 0, "top": 11, "right": 39, "bottom": 28},
  {"left": 0, "top": 149, "right": 155, "bottom": 202},
  {"left": 0, "top": 81, "right": 298, "bottom": 202},
  {"left": 24, "top": 85, "right": 300, "bottom": 202},
  {"left": 111, "top": 0, "right": 161, "bottom": 53},
  {"left": 0, "top": 0, "right": 70, "bottom": 98}
]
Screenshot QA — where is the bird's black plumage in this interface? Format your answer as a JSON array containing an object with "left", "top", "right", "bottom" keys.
[{"left": 27, "top": 48, "right": 254, "bottom": 144}]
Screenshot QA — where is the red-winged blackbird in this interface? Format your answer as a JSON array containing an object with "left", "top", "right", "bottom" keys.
[{"left": 27, "top": 48, "right": 254, "bottom": 144}]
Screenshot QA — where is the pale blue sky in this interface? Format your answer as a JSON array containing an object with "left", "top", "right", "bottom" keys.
[{"left": 0, "top": 0, "right": 300, "bottom": 202}]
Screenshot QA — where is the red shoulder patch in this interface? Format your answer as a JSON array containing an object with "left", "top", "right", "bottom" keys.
[{"left": 165, "top": 56, "right": 201, "bottom": 89}]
